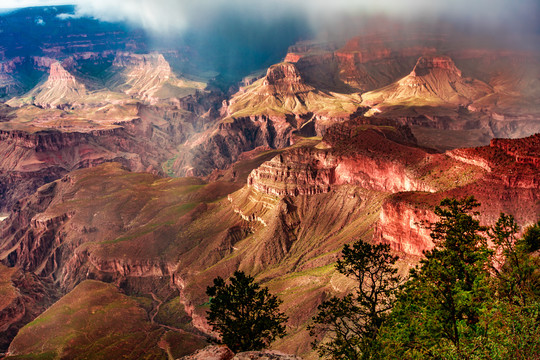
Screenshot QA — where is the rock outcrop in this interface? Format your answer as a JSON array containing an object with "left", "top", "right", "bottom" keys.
[
  {"left": 410, "top": 55, "right": 462, "bottom": 77},
  {"left": 178, "top": 346, "right": 302, "bottom": 360},
  {"left": 246, "top": 119, "right": 484, "bottom": 198},
  {"left": 109, "top": 52, "right": 206, "bottom": 103},
  {"left": 21, "top": 62, "right": 88, "bottom": 108},
  {"left": 232, "top": 351, "right": 302, "bottom": 360},
  {"left": 362, "top": 55, "right": 492, "bottom": 107},
  {"left": 375, "top": 135, "right": 540, "bottom": 255},
  {"left": 0, "top": 264, "right": 56, "bottom": 353},
  {"left": 179, "top": 345, "right": 234, "bottom": 360}
]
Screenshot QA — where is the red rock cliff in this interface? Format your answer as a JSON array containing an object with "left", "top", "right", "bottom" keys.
[{"left": 375, "top": 135, "right": 540, "bottom": 255}]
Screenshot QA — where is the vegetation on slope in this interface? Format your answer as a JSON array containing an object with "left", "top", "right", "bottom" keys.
[
  {"left": 6, "top": 280, "right": 207, "bottom": 360},
  {"left": 310, "top": 197, "right": 540, "bottom": 359}
]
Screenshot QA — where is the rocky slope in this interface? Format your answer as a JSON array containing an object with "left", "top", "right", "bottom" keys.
[
  {"left": 0, "top": 152, "right": 385, "bottom": 358},
  {"left": 224, "top": 62, "right": 362, "bottom": 120},
  {"left": 246, "top": 118, "right": 485, "bottom": 197},
  {"left": 374, "top": 134, "right": 540, "bottom": 255},
  {"left": 0, "top": 98, "right": 216, "bottom": 212},
  {"left": 0, "top": 162, "right": 243, "bottom": 293},
  {"left": 108, "top": 52, "right": 206, "bottom": 103},
  {"left": 0, "top": 264, "right": 56, "bottom": 354},
  {"left": 174, "top": 62, "right": 363, "bottom": 176},
  {"left": 0, "top": 131, "right": 538, "bottom": 358},
  {"left": 239, "top": 123, "right": 539, "bottom": 261},
  {"left": 180, "top": 131, "right": 538, "bottom": 357},
  {"left": 0, "top": 59, "right": 24, "bottom": 99},
  {"left": 27, "top": 62, "right": 88, "bottom": 108},
  {"left": 362, "top": 55, "right": 492, "bottom": 107},
  {"left": 5, "top": 280, "right": 207, "bottom": 359}
]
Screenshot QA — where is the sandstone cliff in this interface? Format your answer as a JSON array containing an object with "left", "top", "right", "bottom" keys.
[
  {"left": 246, "top": 119, "right": 485, "bottom": 198},
  {"left": 362, "top": 55, "right": 492, "bottom": 107},
  {"left": 109, "top": 52, "right": 206, "bottom": 103},
  {"left": 375, "top": 135, "right": 540, "bottom": 255},
  {"left": 9, "top": 62, "right": 89, "bottom": 108}
]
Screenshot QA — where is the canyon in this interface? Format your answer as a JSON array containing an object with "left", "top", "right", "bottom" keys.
[
  {"left": 0, "top": 6, "right": 538, "bottom": 360},
  {"left": 1, "top": 128, "right": 537, "bottom": 358}
]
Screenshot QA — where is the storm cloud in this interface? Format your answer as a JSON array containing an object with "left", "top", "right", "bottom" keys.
[
  {"left": 67, "top": 0, "right": 538, "bottom": 37},
  {"left": 2, "top": 0, "right": 538, "bottom": 38}
]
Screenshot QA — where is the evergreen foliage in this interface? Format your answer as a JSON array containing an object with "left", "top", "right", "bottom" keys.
[
  {"left": 309, "top": 240, "right": 400, "bottom": 359},
  {"left": 206, "top": 271, "right": 288, "bottom": 353},
  {"left": 312, "top": 196, "right": 540, "bottom": 359}
]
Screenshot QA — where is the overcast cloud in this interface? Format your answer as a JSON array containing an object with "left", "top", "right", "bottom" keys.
[{"left": 1, "top": 0, "right": 538, "bottom": 37}]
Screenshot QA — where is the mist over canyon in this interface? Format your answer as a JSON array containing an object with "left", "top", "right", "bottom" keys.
[{"left": 0, "top": 2, "right": 538, "bottom": 359}]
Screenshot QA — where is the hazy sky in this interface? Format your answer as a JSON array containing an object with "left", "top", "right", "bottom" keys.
[{"left": 1, "top": 0, "right": 538, "bottom": 37}]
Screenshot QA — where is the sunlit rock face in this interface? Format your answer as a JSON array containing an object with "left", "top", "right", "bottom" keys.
[
  {"left": 47, "top": 62, "right": 79, "bottom": 84},
  {"left": 362, "top": 54, "right": 492, "bottom": 107},
  {"left": 246, "top": 145, "right": 435, "bottom": 197},
  {"left": 18, "top": 62, "right": 88, "bottom": 108},
  {"left": 374, "top": 134, "right": 540, "bottom": 255},
  {"left": 243, "top": 117, "right": 539, "bottom": 258},
  {"left": 410, "top": 55, "right": 462, "bottom": 77},
  {"left": 246, "top": 119, "right": 441, "bottom": 198}
]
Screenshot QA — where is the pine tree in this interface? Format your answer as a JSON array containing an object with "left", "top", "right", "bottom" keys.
[
  {"left": 206, "top": 271, "right": 287, "bottom": 352},
  {"left": 379, "top": 197, "right": 493, "bottom": 358},
  {"left": 309, "top": 239, "right": 400, "bottom": 359}
]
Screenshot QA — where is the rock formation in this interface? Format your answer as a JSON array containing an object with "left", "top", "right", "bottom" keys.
[
  {"left": 0, "top": 264, "right": 56, "bottom": 353},
  {"left": 19, "top": 62, "right": 88, "bottom": 108},
  {"left": 0, "top": 100, "right": 215, "bottom": 212},
  {"left": 232, "top": 351, "right": 302, "bottom": 360},
  {"left": 6, "top": 280, "right": 207, "bottom": 359},
  {"left": 174, "top": 61, "right": 363, "bottom": 176},
  {"left": 178, "top": 346, "right": 302, "bottom": 360},
  {"left": 179, "top": 345, "right": 234, "bottom": 360},
  {"left": 362, "top": 55, "right": 492, "bottom": 107},
  {"left": 375, "top": 135, "right": 540, "bottom": 255},
  {"left": 225, "top": 62, "right": 361, "bottom": 120},
  {"left": 246, "top": 119, "right": 484, "bottom": 197},
  {"left": 109, "top": 52, "right": 206, "bottom": 103},
  {"left": 0, "top": 16, "right": 539, "bottom": 359}
]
